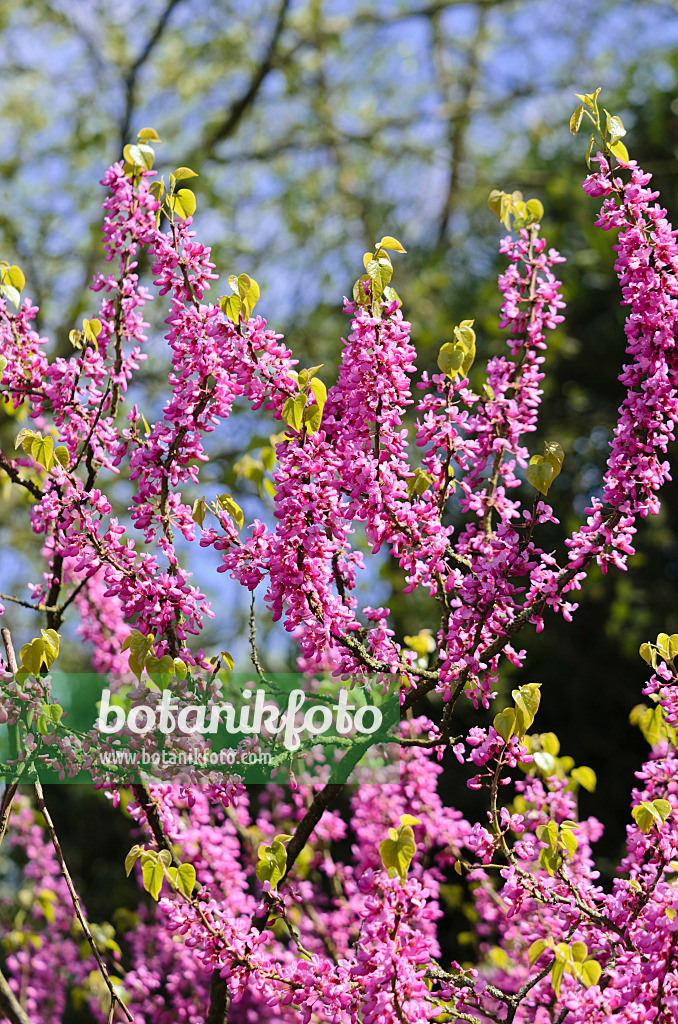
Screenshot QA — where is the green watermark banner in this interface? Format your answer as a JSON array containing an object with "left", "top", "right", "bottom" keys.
[{"left": 0, "top": 672, "right": 400, "bottom": 785}]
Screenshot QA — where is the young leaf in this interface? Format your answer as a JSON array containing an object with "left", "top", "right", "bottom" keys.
[
  {"left": 141, "top": 856, "right": 165, "bottom": 901},
  {"left": 122, "top": 629, "right": 155, "bottom": 679},
  {"left": 216, "top": 493, "right": 244, "bottom": 530},
  {"left": 379, "top": 821, "right": 418, "bottom": 882},
  {"left": 571, "top": 765, "right": 597, "bottom": 792},
  {"left": 375, "top": 235, "right": 406, "bottom": 253},
  {"left": 526, "top": 455, "right": 555, "bottom": 496},
  {"left": 282, "top": 394, "right": 306, "bottom": 432},
  {"left": 53, "top": 446, "right": 69, "bottom": 469},
  {"left": 125, "top": 846, "right": 143, "bottom": 876},
  {"left": 137, "top": 127, "right": 162, "bottom": 142},
  {"left": 609, "top": 139, "right": 629, "bottom": 164},
  {"left": 173, "top": 166, "right": 198, "bottom": 180},
  {"left": 176, "top": 863, "right": 196, "bottom": 897},
  {"left": 570, "top": 105, "right": 584, "bottom": 135},
  {"left": 170, "top": 188, "right": 196, "bottom": 220},
  {"left": 528, "top": 937, "right": 549, "bottom": 967},
  {"left": 192, "top": 497, "right": 207, "bottom": 528}
]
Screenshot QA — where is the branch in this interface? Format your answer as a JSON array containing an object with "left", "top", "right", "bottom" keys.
[
  {"left": 119, "top": 0, "right": 187, "bottom": 150},
  {"left": 0, "top": 969, "right": 31, "bottom": 1024},
  {"left": 0, "top": 629, "right": 19, "bottom": 855},
  {"left": 0, "top": 453, "right": 42, "bottom": 499},
  {"left": 33, "top": 782, "right": 133, "bottom": 1022},
  {"left": 194, "top": 0, "right": 291, "bottom": 158}
]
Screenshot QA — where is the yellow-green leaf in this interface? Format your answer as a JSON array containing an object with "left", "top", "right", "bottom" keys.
[
  {"left": 122, "top": 630, "right": 155, "bottom": 679},
  {"left": 379, "top": 822, "right": 417, "bottom": 882},
  {"left": 609, "top": 139, "right": 629, "bottom": 165},
  {"left": 176, "top": 863, "right": 196, "bottom": 897},
  {"left": 375, "top": 235, "right": 406, "bottom": 253},
  {"left": 192, "top": 497, "right": 207, "bottom": 528},
  {"left": 29, "top": 435, "right": 55, "bottom": 470},
  {"left": 282, "top": 393, "right": 306, "bottom": 432},
  {"left": 217, "top": 493, "right": 244, "bottom": 530},
  {"left": 174, "top": 166, "right": 198, "bottom": 180},
  {"left": 571, "top": 766, "right": 597, "bottom": 792},
  {"left": 526, "top": 455, "right": 555, "bottom": 496},
  {"left": 3, "top": 265, "right": 25, "bottom": 292},
  {"left": 137, "top": 127, "right": 162, "bottom": 142},
  {"left": 170, "top": 188, "right": 196, "bottom": 220},
  {"left": 53, "top": 446, "right": 69, "bottom": 469},
  {"left": 123, "top": 143, "right": 155, "bottom": 170},
  {"left": 570, "top": 105, "right": 584, "bottom": 135}
]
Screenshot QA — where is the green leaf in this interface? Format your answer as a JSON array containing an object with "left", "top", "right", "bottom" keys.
[
  {"left": 528, "top": 938, "right": 549, "bottom": 967},
  {"left": 536, "top": 820, "right": 559, "bottom": 852},
  {"left": 656, "top": 633, "right": 670, "bottom": 659},
  {"left": 493, "top": 708, "right": 516, "bottom": 742},
  {"left": 0, "top": 354, "right": 6, "bottom": 382},
  {"left": 513, "top": 682, "right": 541, "bottom": 734},
  {"left": 220, "top": 293, "right": 242, "bottom": 323},
  {"left": 375, "top": 235, "right": 406, "bottom": 253},
  {"left": 366, "top": 256, "right": 393, "bottom": 299},
  {"left": 236, "top": 274, "right": 261, "bottom": 317},
  {"left": 256, "top": 834, "right": 291, "bottom": 891},
  {"left": 586, "top": 133, "right": 595, "bottom": 169},
  {"left": 526, "top": 455, "right": 555, "bottom": 496},
  {"left": 122, "top": 629, "right": 155, "bottom": 679},
  {"left": 125, "top": 846, "right": 143, "bottom": 877},
  {"left": 571, "top": 941, "right": 588, "bottom": 963},
  {"left": 173, "top": 166, "right": 198, "bottom": 180},
  {"left": 560, "top": 828, "right": 578, "bottom": 861},
  {"left": 145, "top": 654, "right": 175, "bottom": 689},
  {"left": 176, "top": 863, "right": 196, "bottom": 897},
  {"left": 41, "top": 629, "right": 60, "bottom": 668},
  {"left": 407, "top": 467, "right": 433, "bottom": 499},
  {"left": 525, "top": 198, "right": 544, "bottom": 224},
  {"left": 141, "top": 856, "right": 165, "bottom": 901},
  {"left": 29, "top": 434, "right": 54, "bottom": 470},
  {"left": 379, "top": 822, "right": 418, "bottom": 882},
  {"left": 1, "top": 284, "right": 20, "bottom": 308},
  {"left": 174, "top": 658, "right": 188, "bottom": 680},
  {"left": 220, "top": 651, "right": 234, "bottom": 671},
  {"left": 605, "top": 110, "right": 626, "bottom": 142},
  {"left": 2, "top": 265, "right": 25, "bottom": 292},
  {"left": 282, "top": 393, "right": 306, "bottom": 432},
  {"left": 639, "top": 642, "right": 655, "bottom": 668},
  {"left": 581, "top": 960, "right": 601, "bottom": 988},
  {"left": 353, "top": 275, "right": 371, "bottom": 306},
  {"left": 669, "top": 634, "right": 678, "bottom": 660},
  {"left": 551, "top": 957, "right": 565, "bottom": 997},
  {"left": 14, "top": 427, "right": 36, "bottom": 451},
  {"left": 192, "top": 497, "right": 207, "bottom": 528},
  {"left": 437, "top": 342, "right": 465, "bottom": 378},
  {"left": 137, "top": 127, "right": 162, "bottom": 142},
  {"left": 533, "top": 751, "right": 557, "bottom": 775},
  {"left": 309, "top": 376, "right": 327, "bottom": 412},
  {"left": 570, "top": 105, "right": 584, "bottom": 135},
  {"left": 53, "top": 446, "right": 69, "bottom": 469},
  {"left": 609, "top": 139, "right": 629, "bottom": 164},
  {"left": 632, "top": 799, "right": 672, "bottom": 834},
  {"left": 123, "top": 143, "right": 155, "bottom": 170},
  {"left": 148, "top": 180, "right": 165, "bottom": 199},
  {"left": 303, "top": 402, "right": 322, "bottom": 434},
  {"left": 170, "top": 188, "right": 196, "bottom": 220},
  {"left": 217, "top": 493, "right": 244, "bottom": 530},
  {"left": 571, "top": 766, "right": 597, "bottom": 792}
]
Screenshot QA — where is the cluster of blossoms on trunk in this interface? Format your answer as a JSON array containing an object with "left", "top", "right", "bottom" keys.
[{"left": 1, "top": 95, "right": 678, "bottom": 1024}]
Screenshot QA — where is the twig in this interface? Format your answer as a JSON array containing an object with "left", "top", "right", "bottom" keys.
[
  {"left": 33, "top": 782, "right": 133, "bottom": 1022},
  {"left": 0, "top": 629, "right": 20, "bottom": 853},
  {"left": 0, "top": 968, "right": 31, "bottom": 1024}
]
